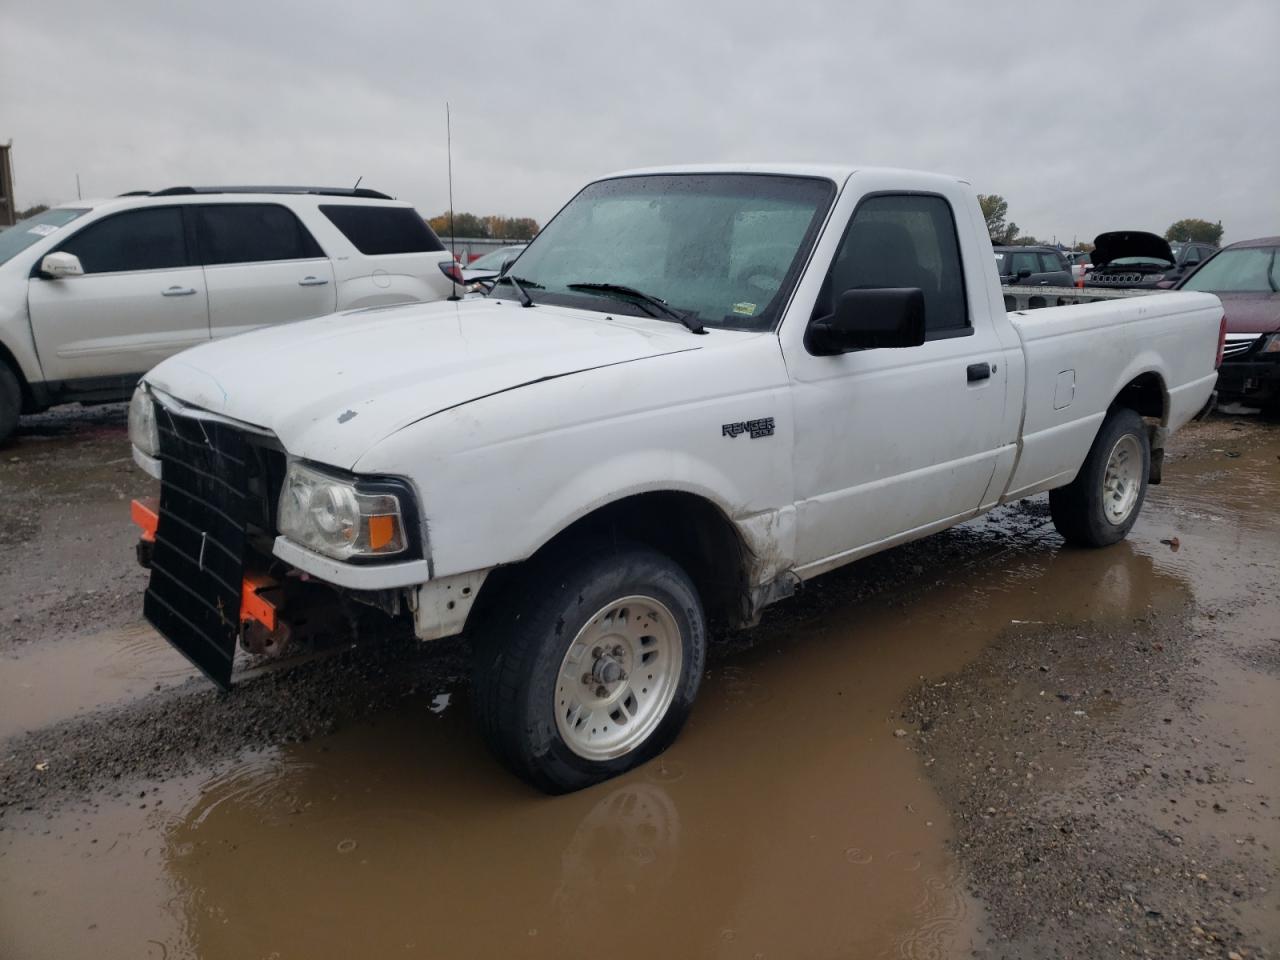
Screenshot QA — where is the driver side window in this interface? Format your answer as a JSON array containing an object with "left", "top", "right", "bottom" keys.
[
  {"left": 815, "top": 194, "right": 969, "bottom": 335},
  {"left": 56, "top": 207, "right": 189, "bottom": 275}
]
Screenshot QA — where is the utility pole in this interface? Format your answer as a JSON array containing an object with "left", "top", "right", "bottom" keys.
[{"left": 0, "top": 141, "right": 15, "bottom": 226}]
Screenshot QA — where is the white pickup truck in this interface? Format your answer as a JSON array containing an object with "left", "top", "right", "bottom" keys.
[{"left": 127, "top": 164, "right": 1223, "bottom": 793}]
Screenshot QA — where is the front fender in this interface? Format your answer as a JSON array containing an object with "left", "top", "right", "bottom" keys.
[{"left": 353, "top": 334, "right": 796, "bottom": 581}]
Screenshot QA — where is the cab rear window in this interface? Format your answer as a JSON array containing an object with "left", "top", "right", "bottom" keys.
[{"left": 319, "top": 205, "right": 445, "bottom": 255}]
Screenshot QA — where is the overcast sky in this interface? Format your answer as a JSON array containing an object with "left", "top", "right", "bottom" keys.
[{"left": 2, "top": 0, "right": 1277, "bottom": 244}]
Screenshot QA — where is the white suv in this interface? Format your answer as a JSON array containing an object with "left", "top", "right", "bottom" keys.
[{"left": 0, "top": 186, "right": 455, "bottom": 443}]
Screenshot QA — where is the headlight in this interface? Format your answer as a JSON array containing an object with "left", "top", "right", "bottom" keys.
[
  {"left": 1261, "top": 334, "right": 1280, "bottom": 355},
  {"left": 128, "top": 384, "right": 160, "bottom": 457},
  {"left": 277, "top": 461, "right": 410, "bottom": 560}
]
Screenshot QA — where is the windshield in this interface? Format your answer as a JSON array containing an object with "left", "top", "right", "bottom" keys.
[
  {"left": 468, "top": 245, "right": 524, "bottom": 271},
  {"left": 1182, "top": 246, "right": 1279, "bottom": 293},
  {"left": 490, "top": 173, "right": 836, "bottom": 331},
  {"left": 0, "top": 207, "right": 89, "bottom": 265}
]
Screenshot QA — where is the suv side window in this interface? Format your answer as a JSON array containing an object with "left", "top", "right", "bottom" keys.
[
  {"left": 1039, "top": 252, "right": 1065, "bottom": 274},
  {"left": 195, "top": 204, "right": 324, "bottom": 265},
  {"left": 820, "top": 194, "right": 969, "bottom": 334},
  {"left": 319, "top": 205, "right": 446, "bottom": 256},
  {"left": 1010, "top": 251, "right": 1040, "bottom": 277},
  {"left": 56, "top": 207, "right": 188, "bottom": 274}
]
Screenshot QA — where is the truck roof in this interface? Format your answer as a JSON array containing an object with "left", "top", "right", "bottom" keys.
[{"left": 601, "top": 162, "right": 969, "bottom": 189}]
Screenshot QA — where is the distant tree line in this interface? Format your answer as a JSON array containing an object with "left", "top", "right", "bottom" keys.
[
  {"left": 427, "top": 212, "right": 539, "bottom": 240},
  {"left": 980, "top": 194, "right": 1225, "bottom": 250}
]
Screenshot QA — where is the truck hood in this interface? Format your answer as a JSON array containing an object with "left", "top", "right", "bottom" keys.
[
  {"left": 1091, "top": 231, "right": 1175, "bottom": 267},
  {"left": 145, "top": 298, "right": 700, "bottom": 468}
]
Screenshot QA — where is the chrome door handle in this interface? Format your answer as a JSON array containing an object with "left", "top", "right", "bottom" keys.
[
  {"left": 298, "top": 276, "right": 329, "bottom": 286},
  {"left": 162, "top": 286, "right": 197, "bottom": 296}
]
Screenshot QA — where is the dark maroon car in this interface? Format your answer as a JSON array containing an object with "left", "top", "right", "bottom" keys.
[{"left": 1177, "top": 236, "right": 1280, "bottom": 411}]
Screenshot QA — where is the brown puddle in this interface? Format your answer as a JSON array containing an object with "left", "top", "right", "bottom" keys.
[
  {"left": 1, "top": 491, "right": 1210, "bottom": 960},
  {"left": 1, "top": 623, "right": 197, "bottom": 742}
]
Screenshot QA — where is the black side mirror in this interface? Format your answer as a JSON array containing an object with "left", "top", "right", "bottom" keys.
[
  {"left": 1016, "top": 268, "right": 1032, "bottom": 280},
  {"left": 806, "top": 288, "right": 926, "bottom": 355}
]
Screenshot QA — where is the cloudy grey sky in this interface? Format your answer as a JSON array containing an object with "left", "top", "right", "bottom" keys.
[{"left": 3, "top": 0, "right": 1277, "bottom": 244}]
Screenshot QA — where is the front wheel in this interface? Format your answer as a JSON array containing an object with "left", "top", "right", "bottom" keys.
[
  {"left": 1050, "top": 407, "right": 1150, "bottom": 547},
  {"left": 472, "top": 543, "right": 706, "bottom": 794}
]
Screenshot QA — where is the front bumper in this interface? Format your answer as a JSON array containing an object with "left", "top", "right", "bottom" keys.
[
  {"left": 1217, "top": 357, "right": 1280, "bottom": 405},
  {"left": 271, "top": 535, "right": 431, "bottom": 590}
]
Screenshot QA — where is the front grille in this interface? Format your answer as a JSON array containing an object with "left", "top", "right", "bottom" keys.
[
  {"left": 1090, "top": 272, "right": 1149, "bottom": 285},
  {"left": 143, "top": 410, "right": 252, "bottom": 689},
  {"left": 1222, "top": 335, "right": 1259, "bottom": 360}
]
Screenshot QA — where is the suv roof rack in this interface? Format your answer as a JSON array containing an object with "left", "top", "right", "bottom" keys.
[{"left": 147, "top": 185, "right": 394, "bottom": 200}]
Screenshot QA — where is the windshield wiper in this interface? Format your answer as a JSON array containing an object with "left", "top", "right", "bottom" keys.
[
  {"left": 567, "top": 282, "right": 706, "bottom": 334},
  {"left": 492, "top": 274, "right": 540, "bottom": 308}
]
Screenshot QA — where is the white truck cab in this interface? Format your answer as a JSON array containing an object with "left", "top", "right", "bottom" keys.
[
  {"left": 0, "top": 186, "right": 454, "bottom": 442},
  {"left": 128, "top": 164, "right": 1223, "bottom": 792}
]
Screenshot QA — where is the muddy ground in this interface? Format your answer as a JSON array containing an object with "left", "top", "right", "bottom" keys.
[{"left": 0, "top": 405, "right": 1276, "bottom": 959}]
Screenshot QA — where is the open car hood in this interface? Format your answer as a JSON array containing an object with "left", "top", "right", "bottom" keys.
[{"left": 1092, "top": 231, "right": 1175, "bottom": 267}]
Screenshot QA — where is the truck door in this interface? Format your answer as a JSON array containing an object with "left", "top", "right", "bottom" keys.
[
  {"left": 193, "top": 203, "right": 336, "bottom": 340},
  {"left": 781, "top": 181, "right": 1011, "bottom": 574},
  {"left": 27, "top": 206, "right": 209, "bottom": 382}
]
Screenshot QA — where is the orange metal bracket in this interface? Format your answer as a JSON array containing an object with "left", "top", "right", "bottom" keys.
[{"left": 241, "top": 573, "right": 280, "bottom": 631}]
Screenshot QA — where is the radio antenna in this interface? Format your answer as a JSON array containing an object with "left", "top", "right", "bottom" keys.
[
  {"left": 352, "top": 175, "right": 363, "bottom": 191},
  {"left": 446, "top": 103, "right": 457, "bottom": 272}
]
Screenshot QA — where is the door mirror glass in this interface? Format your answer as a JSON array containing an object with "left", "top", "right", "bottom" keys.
[
  {"left": 806, "top": 287, "right": 926, "bottom": 355},
  {"left": 40, "top": 251, "right": 84, "bottom": 279}
]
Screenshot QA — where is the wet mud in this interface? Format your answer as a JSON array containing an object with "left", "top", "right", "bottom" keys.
[
  {"left": 901, "top": 416, "right": 1280, "bottom": 958},
  {"left": 1, "top": 406, "right": 1277, "bottom": 959}
]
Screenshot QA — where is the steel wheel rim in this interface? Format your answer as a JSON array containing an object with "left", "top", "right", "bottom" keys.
[
  {"left": 554, "top": 595, "right": 683, "bottom": 761},
  {"left": 1102, "top": 433, "right": 1143, "bottom": 525}
]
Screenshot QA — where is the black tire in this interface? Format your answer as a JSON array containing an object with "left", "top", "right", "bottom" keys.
[
  {"left": 1049, "top": 407, "right": 1150, "bottom": 547},
  {"left": 472, "top": 541, "right": 706, "bottom": 794},
  {"left": 0, "top": 363, "right": 21, "bottom": 447}
]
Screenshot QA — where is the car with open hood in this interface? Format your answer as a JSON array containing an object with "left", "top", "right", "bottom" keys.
[{"left": 1086, "top": 231, "right": 1216, "bottom": 290}]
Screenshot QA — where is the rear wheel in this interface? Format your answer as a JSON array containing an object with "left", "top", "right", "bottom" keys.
[
  {"left": 1050, "top": 407, "right": 1150, "bottom": 547},
  {"left": 472, "top": 542, "right": 706, "bottom": 794},
  {"left": 0, "top": 363, "right": 21, "bottom": 446}
]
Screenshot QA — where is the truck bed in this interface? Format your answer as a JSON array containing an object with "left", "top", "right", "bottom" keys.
[{"left": 1002, "top": 290, "right": 1222, "bottom": 501}]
